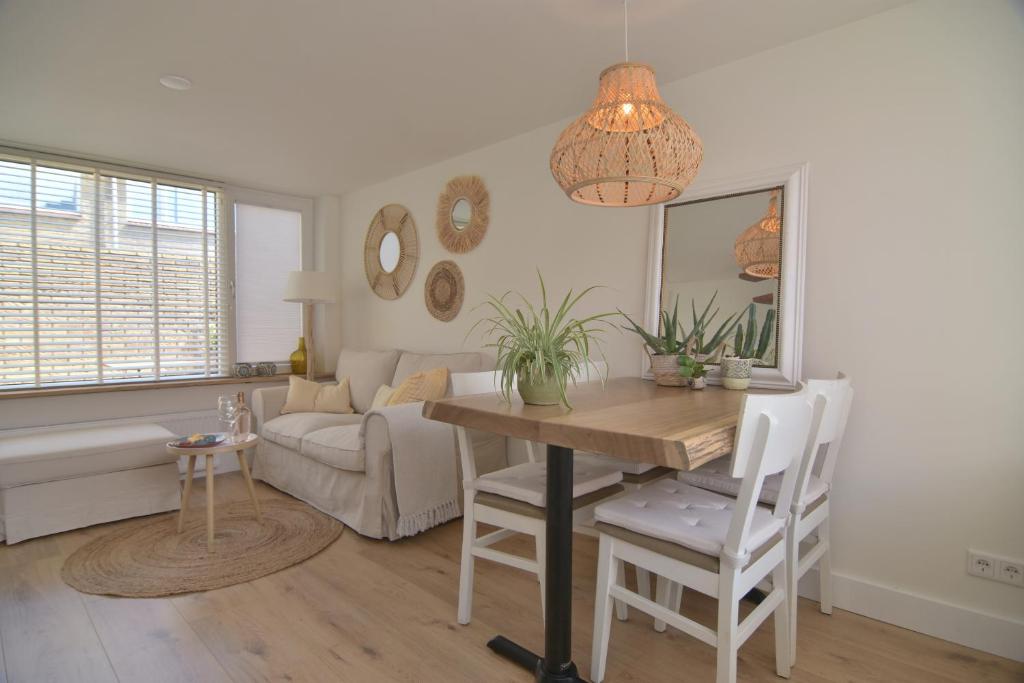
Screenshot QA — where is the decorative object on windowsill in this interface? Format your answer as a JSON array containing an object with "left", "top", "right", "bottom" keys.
[
  {"left": 734, "top": 188, "right": 783, "bottom": 278},
  {"left": 283, "top": 270, "right": 336, "bottom": 381},
  {"left": 424, "top": 260, "right": 465, "bottom": 322},
  {"left": 289, "top": 338, "right": 307, "bottom": 376},
  {"left": 549, "top": 0, "right": 702, "bottom": 207},
  {"left": 365, "top": 204, "right": 418, "bottom": 299},
  {"left": 436, "top": 176, "right": 489, "bottom": 253},
  {"left": 620, "top": 292, "right": 743, "bottom": 386},
  {"left": 470, "top": 271, "right": 615, "bottom": 408},
  {"left": 232, "top": 362, "right": 254, "bottom": 378},
  {"left": 255, "top": 362, "right": 277, "bottom": 377},
  {"left": 677, "top": 355, "right": 707, "bottom": 390}
]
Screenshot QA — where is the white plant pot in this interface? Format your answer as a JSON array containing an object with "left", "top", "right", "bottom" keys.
[{"left": 720, "top": 357, "right": 754, "bottom": 391}]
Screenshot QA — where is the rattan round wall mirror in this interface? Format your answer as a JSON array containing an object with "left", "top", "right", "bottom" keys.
[
  {"left": 436, "top": 175, "right": 489, "bottom": 253},
  {"left": 364, "top": 204, "right": 418, "bottom": 300}
]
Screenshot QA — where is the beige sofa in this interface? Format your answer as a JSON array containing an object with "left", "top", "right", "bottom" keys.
[{"left": 251, "top": 348, "right": 506, "bottom": 540}]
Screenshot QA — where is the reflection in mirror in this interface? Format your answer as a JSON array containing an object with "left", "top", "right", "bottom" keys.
[
  {"left": 661, "top": 187, "right": 782, "bottom": 367},
  {"left": 379, "top": 231, "right": 400, "bottom": 273},
  {"left": 451, "top": 198, "right": 472, "bottom": 231}
]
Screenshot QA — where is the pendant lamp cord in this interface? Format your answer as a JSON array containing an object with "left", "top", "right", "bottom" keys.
[{"left": 623, "top": 0, "right": 629, "bottom": 61}]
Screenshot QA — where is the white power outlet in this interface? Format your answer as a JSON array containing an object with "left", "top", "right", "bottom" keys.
[
  {"left": 997, "top": 559, "right": 1024, "bottom": 586},
  {"left": 968, "top": 550, "right": 1024, "bottom": 588},
  {"left": 968, "top": 551, "right": 996, "bottom": 578}
]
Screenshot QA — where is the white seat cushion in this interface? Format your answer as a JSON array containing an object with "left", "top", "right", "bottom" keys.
[
  {"left": 594, "top": 479, "right": 785, "bottom": 557},
  {"left": 678, "top": 459, "right": 828, "bottom": 506},
  {"left": 0, "top": 423, "right": 176, "bottom": 488},
  {"left": 574, "top": 451, "right": 656, "bottom": 475},
  {"left": 261, "top": 413, "right": 362, "bottom": 452},
  {"left": 475, "top": 461, "right": 622, "bottom": 508},
  {"left": 301, "top": 425, "right": 365, "bottom": 472}
]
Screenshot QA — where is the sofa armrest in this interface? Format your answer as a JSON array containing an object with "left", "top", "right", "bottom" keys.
[{"left": 252, "top": 385, "right": 289, "bottom": 432}]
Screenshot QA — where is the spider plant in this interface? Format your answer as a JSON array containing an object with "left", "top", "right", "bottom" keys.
[{"left": 468, "top": 271, "right": 617, "bottom": 409}]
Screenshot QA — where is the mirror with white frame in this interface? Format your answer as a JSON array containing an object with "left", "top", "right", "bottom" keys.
[{"left": 642, "top": 163, "right": 808, "bottom": 388}]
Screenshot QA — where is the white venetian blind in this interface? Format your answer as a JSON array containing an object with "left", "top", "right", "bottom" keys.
[{"left": 0, "top": 150, "right": 228, "bottom": 389}]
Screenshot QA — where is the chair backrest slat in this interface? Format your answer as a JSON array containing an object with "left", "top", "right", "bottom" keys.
[{"left": 724, "top": 389, "right": 814, "bottom": 558}]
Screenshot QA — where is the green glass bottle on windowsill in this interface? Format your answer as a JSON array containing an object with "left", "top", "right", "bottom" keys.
[{"left": 289, "top": 337, "right": 307, "bottom": 375}]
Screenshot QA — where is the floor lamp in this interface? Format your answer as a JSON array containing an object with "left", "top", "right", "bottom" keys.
[{"left": 283, "top": 270, "right": 335, "bottom": 381}]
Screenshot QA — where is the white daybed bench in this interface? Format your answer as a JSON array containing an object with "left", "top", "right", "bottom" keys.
[{"left": 0, "top": 423, "right": 181, "bottom": 544}]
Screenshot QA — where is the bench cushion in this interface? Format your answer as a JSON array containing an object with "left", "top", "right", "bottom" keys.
[
  {"left": 261, "top": 412, "right": 362, "bottom": 452},
  {"left": 301, "top": 425, "right": 365, "bottom": 472},
  {"left": 0, "top": 423, "right": 176, "bottom": 488}
]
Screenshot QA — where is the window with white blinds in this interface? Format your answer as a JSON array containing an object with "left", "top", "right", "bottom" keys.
[{"left": 0, "top": 151, "right": 228, "bottom": 389}]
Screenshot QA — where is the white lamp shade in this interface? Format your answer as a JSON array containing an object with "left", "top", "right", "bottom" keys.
[{"left": 283, "top": 270, "right": 335, "bottom": 304}]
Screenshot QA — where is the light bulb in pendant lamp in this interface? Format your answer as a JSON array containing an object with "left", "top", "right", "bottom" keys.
[
  {"left": 550, "top": 62, "right": 703, "bottom": 207},
  {"left": 734, "top": 190, "right": 782, "bottom": 279}
]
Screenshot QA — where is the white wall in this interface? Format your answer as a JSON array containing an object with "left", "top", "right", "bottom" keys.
[{"left": 336, "top": 0, "right": 1024, "bottom": 656}]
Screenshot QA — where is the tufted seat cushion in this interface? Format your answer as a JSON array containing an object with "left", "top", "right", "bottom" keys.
[
  {"left": 678, "top": 459, "right": 828, "bottom": 507},
  {"left": 594, "top": 479, "right": 785, "bottom": 557},
  {"left": 261, "top": 413, "right": 362, "bottom": 452},
  {"left": 574, "top": 451, "right": 657, "bottom": 475},
  {"left": 474, "top": 461, "right": 623, "bottom": 507},
  {"left": 300, "top": 425, "right": 365, "bottom": 472}
]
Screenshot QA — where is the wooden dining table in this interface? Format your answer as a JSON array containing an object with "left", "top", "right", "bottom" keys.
[{"left": 423, "top": 377, "right": 749, "bottom": 683}]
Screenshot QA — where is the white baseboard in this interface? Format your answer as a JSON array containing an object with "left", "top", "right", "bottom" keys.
[{"left": 797, "top": 568, "right": 1024, "bottom": 662}]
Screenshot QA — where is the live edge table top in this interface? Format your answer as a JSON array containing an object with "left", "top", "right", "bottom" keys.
[{"left": 424, "top": 377, "right": 758, "bottom": 471}]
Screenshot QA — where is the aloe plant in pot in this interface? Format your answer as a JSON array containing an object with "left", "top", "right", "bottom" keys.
[
  {"left": 469, "top": 272, "right": 616, "bottom": 409},
  {"left": 721, "top": 305, "right": 776, "bottom": 390}
]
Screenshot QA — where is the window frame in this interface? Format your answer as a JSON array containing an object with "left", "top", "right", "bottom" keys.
[{"left": 0, "top": 145, "right": 314, "bottom": 397}]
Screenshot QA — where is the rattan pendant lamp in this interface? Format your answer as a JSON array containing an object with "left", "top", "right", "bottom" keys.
[
  {"left": 734, "top": 189, "right": 782, "bottom": 278},
  {"left": 550, "top": 0, "right": 703, "bottom": 207}
]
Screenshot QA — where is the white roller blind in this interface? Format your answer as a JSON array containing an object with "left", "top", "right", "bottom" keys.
[
  {"left": 0, "top": 150, "right": 228, "bottom": 389},
  {"left": 233, "top": 203, "right": 302, "bottom": 362}
]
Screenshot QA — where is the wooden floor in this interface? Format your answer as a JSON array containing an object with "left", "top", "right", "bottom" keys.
[{"left": 0, "top": 474, "right": 1020, "bottom": 683}]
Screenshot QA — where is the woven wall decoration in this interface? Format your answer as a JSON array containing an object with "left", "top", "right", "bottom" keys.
[
  {"left": 734, "top": 189, "right": 783, "bottom": 278},
  {"left": 424, "top": 260, "right": 464, "bottom": 322},
  {"left": 436, "top": 175, "right": 489, "bottom": 253},
  {"left": 364, "top": 204, "right": 418, "bottom": 300}
]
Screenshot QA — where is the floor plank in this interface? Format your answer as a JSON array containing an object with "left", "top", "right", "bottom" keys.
[
  {"left": 84, "top": 594, "right": 232, "bottom": 683},
  {"left": 0, "top": 557, "right": 116, "bottom": 683},
  {"left": 0, "top": 473, "right": 1020, "bottom": 683}
]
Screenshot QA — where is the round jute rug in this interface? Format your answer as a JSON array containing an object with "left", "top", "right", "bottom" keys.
[{"left": 61, "top": 498, "right": 343, "bottom": 597}]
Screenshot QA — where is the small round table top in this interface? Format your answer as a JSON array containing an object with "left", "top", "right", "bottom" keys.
[{"left": 166, "top": 432, "right": 260, "bottom": 456}]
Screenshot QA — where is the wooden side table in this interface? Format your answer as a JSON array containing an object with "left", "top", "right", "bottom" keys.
[{"left": 167, "top": 433, "right": 262, "bottom": 548}]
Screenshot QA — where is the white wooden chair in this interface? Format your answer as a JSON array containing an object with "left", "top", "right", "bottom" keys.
[
  {"left": 590, "top": 389, "right": 815, "bottom": 683},
  {"left": 678, "top": 373, "right": 853, "bottom": 661},
  {"left": 451, "top": 370, "right": 625, "bottom": 625}
]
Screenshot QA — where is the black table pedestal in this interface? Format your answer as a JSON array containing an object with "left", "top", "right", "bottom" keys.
[{"left": 487, "top": 444, "right": 586, "bottom": 682}]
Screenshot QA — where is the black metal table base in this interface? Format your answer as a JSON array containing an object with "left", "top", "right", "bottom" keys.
[{"left": 486, "top": 445, "right": 587, "bottom": 682}]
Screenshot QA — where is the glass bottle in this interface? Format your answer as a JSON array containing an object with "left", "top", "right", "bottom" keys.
[{"left": 235, "top": 391, "right": 253, "bottom": 437}]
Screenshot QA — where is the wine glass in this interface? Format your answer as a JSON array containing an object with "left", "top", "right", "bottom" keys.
[{"left": 217, "top": 395, "right": 239, "bottom": 436}]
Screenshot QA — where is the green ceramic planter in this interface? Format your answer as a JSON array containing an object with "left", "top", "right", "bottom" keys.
[{"left": 517, "top": 371, "right": 562, "bottom": 406}]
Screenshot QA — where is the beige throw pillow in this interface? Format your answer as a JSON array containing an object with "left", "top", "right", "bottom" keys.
[
  {"left": 314, "top": 377, "right": 354, "bottom": 414},
  {"left": 370, "top": 384, "right": 395, "bottom": 410},
  {"left": 387, "top": 367, "right": 450, "bottom": 406},
  {"left": 280, "top": 375, "right": 320, "bottom": 414},
  {"left": 281, "top": 376, "right": 354, "bottom": 414}
]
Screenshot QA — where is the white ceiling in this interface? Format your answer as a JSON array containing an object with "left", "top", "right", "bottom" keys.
[{"left": 0, "top": 0, "right": 908, "bottom": 196}]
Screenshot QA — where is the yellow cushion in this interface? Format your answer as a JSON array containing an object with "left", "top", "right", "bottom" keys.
[
  {"left": 370, "top": 384, "right": 395, "bottom": 410},
  {"left": 281, "top": 375, "right": 320, "bottom": 414},
  {"left": 281, "top": 376, "right": 354, "bottom": 414},
  {"left": 387, "top": 367, "right": 450, "bottom": 406},
  {"left": 314, "top": 377, "right": 353, "bottom": 414}
]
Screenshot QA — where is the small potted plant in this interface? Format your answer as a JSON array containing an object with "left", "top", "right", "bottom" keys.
[
  {"left": 470, "top": 272, "right": 615, "bottom": 408},
  {"left": 620, "top": 292, "right": 744, "bottom": 386},
  {"left": 721, "top": 305, "right": 776, "bottom": 390},
  {"left": 677, "top": 355, "right": 707, "bottom": 389}
]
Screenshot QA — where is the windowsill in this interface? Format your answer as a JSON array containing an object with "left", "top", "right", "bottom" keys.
[{"left": 0, "top": 374, "right": 294, "bottom": 399}]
